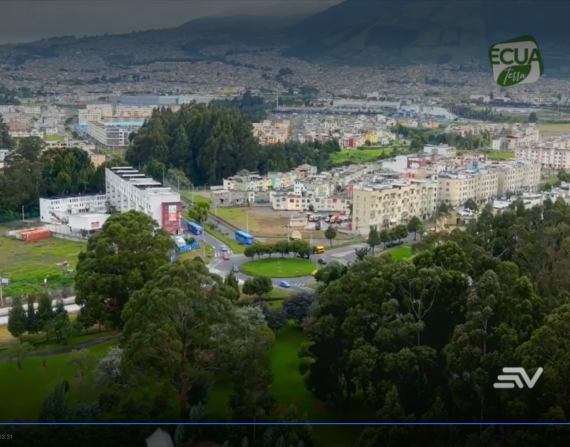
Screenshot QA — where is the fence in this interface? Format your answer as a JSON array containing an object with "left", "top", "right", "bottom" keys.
[{"left": 170, "top": 241, "right": 200, "bottom": 262}]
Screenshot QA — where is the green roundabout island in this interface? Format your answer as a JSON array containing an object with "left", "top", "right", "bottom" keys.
[{"left": 240, "top": 257, "right": 317, "bottom": 278}]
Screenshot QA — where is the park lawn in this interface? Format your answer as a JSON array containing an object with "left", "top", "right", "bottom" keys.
[
  {"left": 44, "top": 134, "right": 64, "bottom": 141},
  {"left": 487, "top": 151, "right": 515, "bottom": 160},
  {"left": 0, "top": 234, "right": 85, "bottom": 296},
  {"left": 324, "top": 238, "right": 364, "bottom": 250},
  {"left": 390, "top": 246, "right": 413, "bottom": 259},
  {"left": 215, "top": 208, "right": 259, "bottom": 233},
  {"left": 0, "top": 340, "right": 116, "bottom": 422},
  {"left": 181, "top": 191, "right": 211, "bottom": 205},
  {"left": 241, "top": 258, "right": 317, "bottom": 278},
  {"left": 331, "top": 149, "right": 390, "bottom": 165}
]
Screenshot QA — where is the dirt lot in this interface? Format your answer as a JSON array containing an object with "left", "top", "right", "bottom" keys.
[{"left": 215, "top": 207, "right": 353, "bottom": 242}]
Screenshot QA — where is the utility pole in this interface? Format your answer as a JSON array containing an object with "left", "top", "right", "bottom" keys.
[
  {"left": 162, "top": 167, "right": 165, "bottom": 185},
  {"left": 22, "top": 206, "right": 25, "bottom": 222},
  {"left": 246, "top": 212, "right": 249, "bottom": 234},
  {"left": 0, "top": 275, "right": 3, "bottom": 308}
]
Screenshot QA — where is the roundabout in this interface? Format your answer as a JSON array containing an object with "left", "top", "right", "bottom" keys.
[{"left": 240, "top": 258, "right": 317, "bottom": 278}]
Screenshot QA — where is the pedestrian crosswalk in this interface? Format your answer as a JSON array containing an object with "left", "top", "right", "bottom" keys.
[{"left": 291, "top": 282, "right": 306, "bottom": 287}]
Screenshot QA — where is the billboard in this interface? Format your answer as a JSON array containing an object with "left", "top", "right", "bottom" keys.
[{"left": 161, "top": 202, "right": 182, "bottom": 233}]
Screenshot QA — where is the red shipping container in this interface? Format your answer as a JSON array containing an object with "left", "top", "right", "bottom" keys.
[{"left": 21, "top": 229, "right": 51, "bottom": 242}]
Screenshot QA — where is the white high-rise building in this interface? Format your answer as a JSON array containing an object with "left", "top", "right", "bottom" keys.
[{"left": 105, "top": 167, "right": 182, "bottom": 234}]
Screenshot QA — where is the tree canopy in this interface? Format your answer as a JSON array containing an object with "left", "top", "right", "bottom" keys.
[
  {"left": 301, "top": 198, "right": 570, "bottom": 445},
  {"left": 125, "top": 103, "right": 340, "bottom": 186},
  {"left": 74, "top": 211, "right": 174, "bottom": 329}
]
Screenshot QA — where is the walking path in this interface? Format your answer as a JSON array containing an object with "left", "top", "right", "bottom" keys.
[{"left": 0, "top": 334, "right": 117, "bottom": 362}]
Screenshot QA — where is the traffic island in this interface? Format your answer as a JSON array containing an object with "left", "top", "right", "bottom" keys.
[{"left": 240, "top": 258, "right": 317, "bottom": 278}]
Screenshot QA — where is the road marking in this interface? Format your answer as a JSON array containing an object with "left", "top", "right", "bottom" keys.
[{"left": 330, "top": 250, "right": 355, "bottom": 257}]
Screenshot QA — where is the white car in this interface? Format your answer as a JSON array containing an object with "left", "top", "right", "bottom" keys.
[{"left": 220, "top": 245, "right": 227, "bottom": 252}]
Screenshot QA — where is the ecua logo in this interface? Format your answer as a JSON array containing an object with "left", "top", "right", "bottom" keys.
[{"left": 488, "top": 36, "right": 544, "bottom": 87}]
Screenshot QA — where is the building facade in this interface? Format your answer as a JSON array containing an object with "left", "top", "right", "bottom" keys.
[
  {"left": 438, "top": 170, "right": 499, "bottom": 207},
  {"left": 87, "top": 122, "right": 139, "bottom": 147},
  {"left": 40, "top": 194, "right": 108, "bottom": 224},
  {"left": 352, "top": 180, "right": 438, "bottom": 236},
  {"left": 105, "top": 166, "right": 182, "bottom": 233},
  {"left": 515, "top": 145, "right": 570, "bottom": 170}
]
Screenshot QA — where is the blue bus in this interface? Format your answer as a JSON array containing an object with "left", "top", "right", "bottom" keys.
[
  {"left": 235, "top": 230, "right": 254, "bottom": 245},
  {"left": 187, "top": 222, "right": 203, "bottom": 236}
]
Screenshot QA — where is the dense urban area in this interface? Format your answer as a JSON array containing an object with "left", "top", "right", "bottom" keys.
[{"left": 4, "top": 7, "right": 570, "bottom": 447}]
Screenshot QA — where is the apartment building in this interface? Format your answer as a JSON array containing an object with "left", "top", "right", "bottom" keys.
[
  {"left": 352, "top": 180, "right": 438, "bottom": 236},
  {"left": 515, "top": 145, "right": 570, "bottom": 170},
  {"left": 487, "top": 160, "right": 541, "bottom": 196},
  {"left": 105, "top": 166, "right": 182, "bottom": 233},
  {"left": 271, "top": 192, "right": 352, "bottom": 213},
  {"left": 79, "top": 109, "right": 103, "bottom": 124},
  {"left": 438, "top": 169, "right": 499, "bottom": 207},
  {"left": 423, "top": 144, "right": 457, "bottom": 158},
  {"left": 40, "top": 194, "right": 108, "bottom": 224},
  {"left": 87, "top": 121, "right": 139, "bottom": 147}
]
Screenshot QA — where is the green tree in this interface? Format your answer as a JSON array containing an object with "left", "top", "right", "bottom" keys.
[
  {"left": 36, "top": 292, "right": 54, "bottom": 337},
  {"left": 121, "top": 260, "right": 236, "bottom": 401},
  {"left": 379, "top": 229, "right": 391, "bottom": 248},
  {"left": 74, "top": 211, "right": 174, "bottom": 329},
  {"left": 406, "top": 216, "right": 424, "bottom": 241},
  {"left": 7, "top": 296, "right": 27, "bottom": 338},
  {"left": 366, "top": 227, "right": 381, "bottom": 252},
  {"left": 40, "top": 147, "right": 96, "bottom": 196},
  {"left": 324, "top": 225, "right": 337, "bottom": 247},
  {"left": 242, "top": 276, "right": 273, "bottom": 299},
  {"left": 393, "top": 224, "right": 409, "bottom": 241},
  {"left": 9, "top": 341, "right": 34, "bottom": 370},
  {"left": 224, "top": 271, "right": 241, "bottom": 301},
  {"left": 263, "top": 307, "right": 287, "bottom": 337},
  {"left": 38, "top": 382, "right": 71, "bottom": 423},
  {"left": 26, "top": 294, "right": 40, "bottom": 334},
  {"left": 464, "top": 198, "right": 478, "bottom": 212}
]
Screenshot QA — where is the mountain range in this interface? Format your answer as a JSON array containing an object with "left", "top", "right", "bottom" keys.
[
  {"left": 280, "top": 0, "right": 570, "bottom": 70},
  {"left": 4, "top": 0, "right": 570, "bottom": 72}
]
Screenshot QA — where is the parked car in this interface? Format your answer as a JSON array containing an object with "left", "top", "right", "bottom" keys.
[
  {"left": 317, "top": 258, "right": 327, "bottom": 265},
  {"left": 386, "top": 240, "right": 404, "bottom": 248},
  {"left": 232, "top": 266, "right": 239, "bottom": 273},
  {"left": 279, "top": 281, "right": 291, "bottom": 288}
]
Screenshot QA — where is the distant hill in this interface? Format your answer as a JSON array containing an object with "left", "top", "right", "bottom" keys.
[
  {"left": 178, "top": 0, "right": 342, "bottom": 35},
  {"left": 281, "top": 0, "right": 570, "bottom": 71}
]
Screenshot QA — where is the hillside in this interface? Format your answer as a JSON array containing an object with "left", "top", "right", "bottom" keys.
[{"left": 282, "top": 0, "right": 570, "bottom": 70}]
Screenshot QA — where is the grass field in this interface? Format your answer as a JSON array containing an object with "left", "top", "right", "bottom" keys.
[
  {"left": 216, "top": 208, "right": 259, "bottom": 233},
  {"left": 44, "top": 135, "right": 64, "bottom": 142},
  {"left": 181, "top": 191, "right": 211, "bottom": 205},
  {"left": 487, "top": 151, "right": 515, "bottom": 160},
  {"left": 204, "top": 324, "right": 368, "bottom": 447},
  {"left": 241, "top": 258, "right": 317, "bottom": 278},
  {"left": 0, "top": 340, "right": 116, "bottom": 422},
  {"left": 538, "top": 123, "right": 570, "bottom": 135},
  {"left": 390, "top": 245, "right": 413, "bottom": 259},
  {"left": 213, "top": 207, "right": 353, "bottom": 241},
  {"left": 0, "top": 235, "right": 85, "bottom": 297},
  {"left": 331, "top": 148, "right": 392, "bottom": 165}
]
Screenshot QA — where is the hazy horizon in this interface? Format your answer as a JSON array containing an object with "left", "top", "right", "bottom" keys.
[{"left": 0, "top": 0, "right": 341, "bottom": 45}]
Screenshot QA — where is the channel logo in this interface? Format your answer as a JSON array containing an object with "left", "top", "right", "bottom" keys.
[{"left": 488, "top": 35, "right": 544, "bottom": 87}]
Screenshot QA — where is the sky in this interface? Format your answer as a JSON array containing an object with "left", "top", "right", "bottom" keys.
[{"left": 0, "top": 0, "right": 340, "bottom": 45}]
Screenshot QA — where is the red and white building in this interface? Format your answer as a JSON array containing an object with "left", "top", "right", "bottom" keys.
[{"left": 105, "top": 166, "right": 182, "bottom": 233}]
